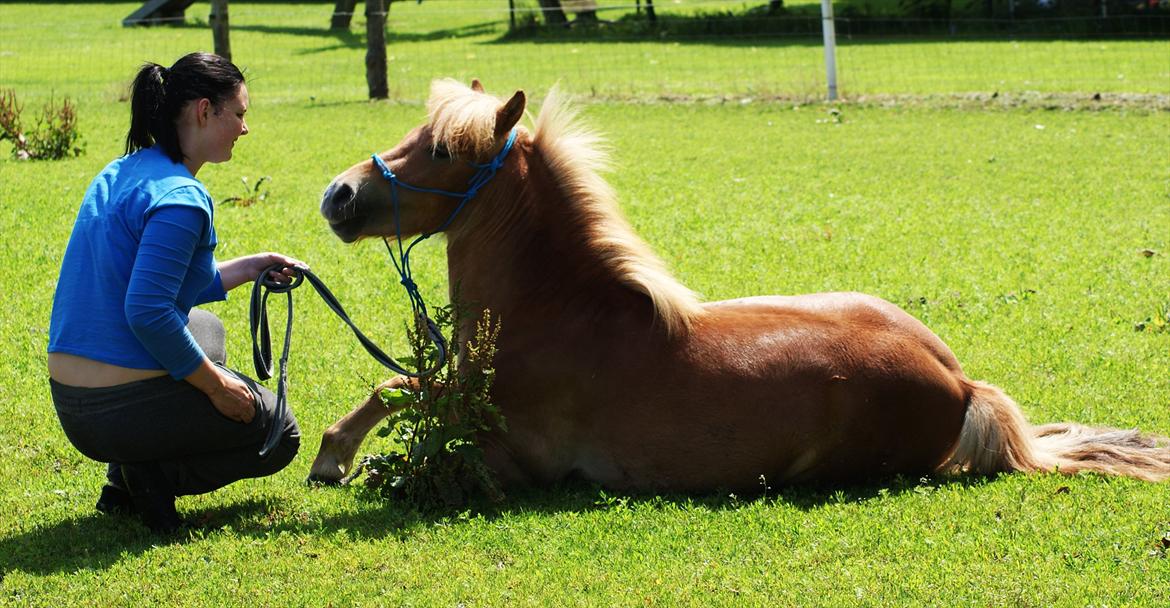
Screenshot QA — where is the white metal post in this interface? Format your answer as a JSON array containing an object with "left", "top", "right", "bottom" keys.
[{"left": 820, "top": 0, "right": 839, "bottom": 101}]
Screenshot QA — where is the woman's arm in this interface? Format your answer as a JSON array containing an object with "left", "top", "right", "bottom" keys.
[
  {"left": 125, "top": 204, "right": 257, "bottom": 423},
  {"left": 217, "top": 252, "right": 307, "bottom": 292},
  {"left": 125, "top": 205, "right": 214, "bottom": 379}
]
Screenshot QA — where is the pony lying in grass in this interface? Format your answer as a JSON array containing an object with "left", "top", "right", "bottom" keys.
[{"left": 309, "top": 79, "right": 1170, "bottom": 491}]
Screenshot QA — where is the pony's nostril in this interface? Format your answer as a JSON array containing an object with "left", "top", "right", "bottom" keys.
[
  {"left": 331, "top": 183, "right": 354, "bottom": 209},
  {"left": 321, "top": 182, "right": 359, "bottom": 225}
]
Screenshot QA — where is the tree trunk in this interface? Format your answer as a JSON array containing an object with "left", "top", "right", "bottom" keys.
[
  {"left": 209, "top": 0, "right": 231, "bottom": 61},
  {"left": 645, "top": 0, "right": 656, "bottom": 23},
  {"left": 365, "top": 0, "right": 388, "bottom": 99},
  {"left": 332, "top": 0, "right": 358, "bottom": 29},
  {"left": 537, "top": 0, "right": 568, "bottom": 27},
  {"left": 575, "top": 10, "right": 598, "bottom": 25}
]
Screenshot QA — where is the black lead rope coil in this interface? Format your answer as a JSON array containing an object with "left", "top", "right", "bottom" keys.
[{"left": 249, "top": 263, "right": 448, "bottom": 458}]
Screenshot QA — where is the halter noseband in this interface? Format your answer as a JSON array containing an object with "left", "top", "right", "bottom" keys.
[{"left": 368, "top": 128, "right": 518, "bottom": 376}]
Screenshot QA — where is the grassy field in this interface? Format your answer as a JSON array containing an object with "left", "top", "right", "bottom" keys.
[
  {"left": 3, "top": 2, "right": 1169, "bottom": 103},
  {"left": 3, "top": 2, "right": 1170, "bottom": 606}
]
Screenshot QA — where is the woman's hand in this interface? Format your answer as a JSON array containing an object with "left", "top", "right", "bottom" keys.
[
  {"left": 218, "top": 252, "right": 309, "bottom": 291},
  {"left": 185, "top": 359, "right": 256, "bottom": 423},
  {"left": 206, "top": 374, "right": 257, "bottom": 424},
  {"left": 254, "top": 251, "right": 307, "bottom": 285}
]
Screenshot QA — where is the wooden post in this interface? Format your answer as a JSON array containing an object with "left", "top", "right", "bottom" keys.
[
  {"left": 209, "top": 0, "right": 231, "bottom": 60},
  {"left": 332, "top": 0, "right": 358, "bottom": 29},
  {"left": 365, "top": 0, "right": 388, "bottom": 99}
]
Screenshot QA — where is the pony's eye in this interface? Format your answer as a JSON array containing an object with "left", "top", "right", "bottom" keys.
[{"left": 431, "top": 144, "right": 450, "bottom": 160}]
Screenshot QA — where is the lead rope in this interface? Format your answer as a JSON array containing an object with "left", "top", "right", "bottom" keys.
[{"left": 249, "top": 265, "right": 447, "bottom": 458}]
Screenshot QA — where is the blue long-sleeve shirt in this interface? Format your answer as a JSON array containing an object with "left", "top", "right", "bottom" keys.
[{"left": 48, "top": 146, "right": 227, "bottom": 379}]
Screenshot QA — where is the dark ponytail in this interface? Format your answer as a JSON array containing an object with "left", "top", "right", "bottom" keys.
[
  {"left": 124, "top": 52, "right": 245, "bottom": 164},
  {"left": 125, "top": 63, "right": 167, "bottom": 157}
]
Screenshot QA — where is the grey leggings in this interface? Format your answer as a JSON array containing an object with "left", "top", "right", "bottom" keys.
[{"left": 49, "top": 309, "right": 300, "bottom": 497}]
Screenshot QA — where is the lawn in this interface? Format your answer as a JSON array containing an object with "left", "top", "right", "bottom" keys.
[
  {"left": 3, "top": 2, "right": 1168, "bottom": 103},
  {"left": 2, "top": 3, "right": 1169, "bottom": 606}
]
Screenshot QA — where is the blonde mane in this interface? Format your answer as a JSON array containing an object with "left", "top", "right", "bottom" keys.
[
  {"left": 531, "top": 87, "right": 704, "bottom": 336},
  {"left": 427, "top": 80, "right": 705, "bottom": 336},
  {"left": 427, "top": 79, "right": 504, "bottom": 158}
]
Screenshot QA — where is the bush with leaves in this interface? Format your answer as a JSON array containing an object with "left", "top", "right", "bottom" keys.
[
  {"left": 0, "top": 89, "right": 84, "bottom": 160},
  {"left": 353, "top": 304, "right": 506, "bottom": 509}
]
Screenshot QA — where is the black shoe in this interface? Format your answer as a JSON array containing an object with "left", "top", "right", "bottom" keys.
[
  {"left": 120, "top": 463, "right": 183, "bottom": 534},
  {"left": 95, "top": 484, "right": 135, "bottom": 516},
  {"left": 129, "top": 491, "right": 184, "bottom": 534}
]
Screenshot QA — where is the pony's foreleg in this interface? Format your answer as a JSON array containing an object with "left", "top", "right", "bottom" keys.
[{"left": 307, "top": 376, "right": 412, "bottom": 485}]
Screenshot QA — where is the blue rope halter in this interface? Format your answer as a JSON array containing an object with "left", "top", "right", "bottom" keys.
[{"left": 369, "top": 128, "right": 518, "bottom": 375}]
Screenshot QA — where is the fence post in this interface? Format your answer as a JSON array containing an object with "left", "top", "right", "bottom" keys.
[
  {"left": 210, "top": 0, "right": 231, "bottom": 61},
  {"left": 820, "top": 0, "right": 838, "bottom": 101},
  {"left": 332, "top": 0, "right": 358, "bottom": 29},
  {"left": 366, "top": 0, "right": 388, "bottom": 99}
]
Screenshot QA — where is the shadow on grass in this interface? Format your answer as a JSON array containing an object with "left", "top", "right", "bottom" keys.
[
  {"left": 0, "top": 474, "right": 997, "bottom": 574},
  {"left": 0, "top": 499, "right": 273, "bottom": 576},
  {"left": 169, "top": 19, "right": 509, "bottom": 49},
  {"left": 159, "top": 11, "right": 1167, "bottom": 51},
  {"left": 274, "top": 472, "right": 1000, "bottom": 540}
]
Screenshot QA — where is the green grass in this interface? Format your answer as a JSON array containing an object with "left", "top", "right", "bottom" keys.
[
  {"left": 3, "top": 3, "right": 1170, "bottom": 606},
  {"left": 2, "top": 2, "right": 1168, "bottom": 104}
]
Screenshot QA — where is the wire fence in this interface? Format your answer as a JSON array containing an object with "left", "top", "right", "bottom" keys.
[{"left": 2, "top": 1, "right": 1168, "bottom": 105}]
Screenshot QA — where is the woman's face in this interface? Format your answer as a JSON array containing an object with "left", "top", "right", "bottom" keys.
[{"left": 205, "top": 84, "right": 249, "bottom": 163}]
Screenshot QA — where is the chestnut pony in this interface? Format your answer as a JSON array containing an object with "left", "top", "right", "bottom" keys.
[{"left": 310, "top": 79, "right": 1170, "bottom": 490}]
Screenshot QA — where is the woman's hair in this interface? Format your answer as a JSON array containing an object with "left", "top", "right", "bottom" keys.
[{"left": 124, "top": 52, "right": 245, "bottom": 163}]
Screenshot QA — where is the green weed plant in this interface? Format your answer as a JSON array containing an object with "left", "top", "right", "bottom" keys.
[
  {"left": 0, "top": 89, "right": 84, "bottom": 161},
  {"left": 220, "top": 175, "right": 271, "bottom": 207},
  {"left": 1135, "top": 301, "right": 1170, "bottom": 334},
  {"left": 355, "top": 304, "right": 506, "bottom": 510}
]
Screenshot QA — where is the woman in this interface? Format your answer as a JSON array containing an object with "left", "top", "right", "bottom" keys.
[{"left": 47, "top": 52, "right": 301, "bottom": 533}]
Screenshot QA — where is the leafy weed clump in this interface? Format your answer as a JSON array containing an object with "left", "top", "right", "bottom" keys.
[
  {"left": 355, "top": 304, "right": 506, "bottom": 510},
  {"left": 0, "top": 89, "right": 84, "bottom": 160}
]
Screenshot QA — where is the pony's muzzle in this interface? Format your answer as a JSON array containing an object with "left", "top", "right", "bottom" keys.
[
  {"left": 321, "top": 182, "right": 355, "bottom": 218},
  {"left": 321, "top": 181, "right": 364, "bottom": 242}
]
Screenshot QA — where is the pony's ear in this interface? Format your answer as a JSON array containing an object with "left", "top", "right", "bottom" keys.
[
  {"left": 494, "top": 90, "right": 526, "bottom": 139},
  {"left": 470, "top": 79, "right": 485, "bottom": 93}
]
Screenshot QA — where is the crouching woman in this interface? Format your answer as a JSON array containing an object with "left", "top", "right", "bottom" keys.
[{"left": 47, "top": 52, "right": 301, "bottom": 533}]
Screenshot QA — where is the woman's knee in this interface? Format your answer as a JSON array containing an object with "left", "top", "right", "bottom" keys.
[
  {"left": 187, "top": 308, "right": 226, "bottom": 364},
  {"left": 262, "top": 393, "right": 301, "bottom": 470},
  {"left": 279, "top": 412, "right": 302, "bottom": 455},
  {"left": 259, "top": 423, "right": 301, "bottom": 476}
]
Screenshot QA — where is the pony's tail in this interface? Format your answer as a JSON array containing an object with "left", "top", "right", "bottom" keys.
[{"left": 942, "top": 380, "right": 1170, "bottom": 482}]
